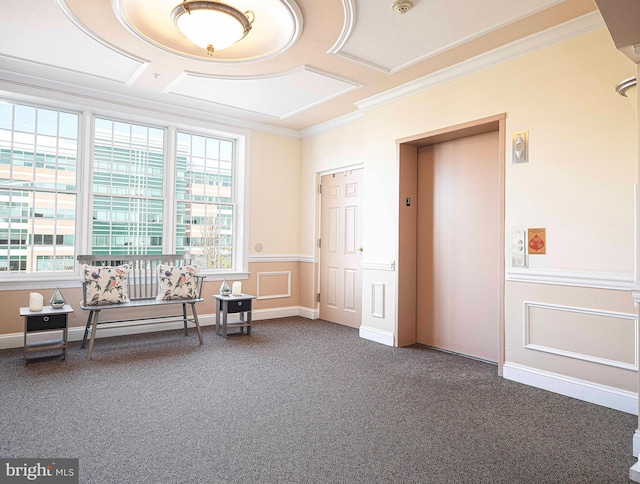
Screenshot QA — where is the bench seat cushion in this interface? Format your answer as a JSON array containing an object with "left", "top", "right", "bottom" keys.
[
  {"left": 156, "top": 264, "right": 200, "bottom": 300},
  {"left": 81, "top": 264, "right": 131, "bottom": 306}
]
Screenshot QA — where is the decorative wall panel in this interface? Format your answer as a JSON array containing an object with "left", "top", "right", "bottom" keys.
[
  {"left": 524, "top": 301, "right": 637, "bottom": 370},
  {"left": 371, "top": 283, "right": 385, "bottom": 318},
  {"left": 256, "top": 271, "right": 292, "bottom": 300}
]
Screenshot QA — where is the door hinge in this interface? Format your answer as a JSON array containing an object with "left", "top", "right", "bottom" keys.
[
  {"left": 318, "top": 184, "right": 322, "bottom": 194},
  {"left": 317, "top": 293, "right": 320, "bottom": 303},
  {"left": 318, "top": 238, "right": 321, "bottom": 248}
]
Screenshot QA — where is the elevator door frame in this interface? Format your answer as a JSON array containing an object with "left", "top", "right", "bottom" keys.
[{"left": 396, "top": 114, "right": 506, "bottom": 374}]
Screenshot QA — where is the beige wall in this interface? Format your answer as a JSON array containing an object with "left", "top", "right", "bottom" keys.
[
  {"left": 249, "top": 132, "right": 302, "bottom": 256},
  {"left": 1, "top": 264, "right": 306, "bottom": 337},
  {"left": 300, "top": 118, "right": 365, "bottom": 257},
  {"left": 301, "top": 27, "right": 638, "bottom": 396},
  {"left": 0, "top": 131, "right": 309, "bottom": 341}
]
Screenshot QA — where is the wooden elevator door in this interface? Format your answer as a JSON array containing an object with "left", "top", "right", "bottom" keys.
[{"left": 416, "top": 131, "right": 500, "bottom": 362}]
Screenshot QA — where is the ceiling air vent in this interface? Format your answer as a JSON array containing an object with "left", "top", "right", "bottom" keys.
[{"left": 391, "top": 0, "right": 414, "bottom": 14}]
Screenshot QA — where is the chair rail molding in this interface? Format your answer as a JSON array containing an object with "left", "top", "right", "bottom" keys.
[
  {"left": 249, "top": 254, "right": 314, "bottom": 263},
  {"left": 506, "top": 268, "right": 634, "bottom": 291}
]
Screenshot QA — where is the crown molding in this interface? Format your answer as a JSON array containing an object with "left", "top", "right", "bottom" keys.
[
  {"left": 299, "top": 109, "right": 364, "bottom": 138},
  {"left": 302, "top": 12, "right": 604, "bottom": 138},
  {"left": 0, "top": 71, "right": 301, "bottom": 139},
  {"left": 355, "top": 11, "right": 604, "bottom": 113}
]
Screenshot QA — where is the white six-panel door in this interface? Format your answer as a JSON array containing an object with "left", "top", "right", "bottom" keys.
[{"left": 320, "top": 169, "right": 363, "bottom": 328}]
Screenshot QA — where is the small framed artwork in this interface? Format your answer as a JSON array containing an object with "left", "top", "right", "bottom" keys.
[{"left": 528, "top": 228, "right": 546, "bottom": 254}]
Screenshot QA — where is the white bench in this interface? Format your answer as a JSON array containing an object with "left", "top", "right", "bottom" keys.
[{"left": 77, "top": 254, "right": 205, "bottom": 360}]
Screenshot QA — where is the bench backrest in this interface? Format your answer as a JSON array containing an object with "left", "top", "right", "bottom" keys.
[{"left": 77, "top": 254, "right": 204, "bottom": 303}]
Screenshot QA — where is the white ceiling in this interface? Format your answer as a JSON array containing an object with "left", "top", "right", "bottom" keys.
[
  {"left": 333, "top": 0, "right": 563, "bottom": 73},
  {"left": 0, "top": 0, "right": 600, "bottom": 134}
]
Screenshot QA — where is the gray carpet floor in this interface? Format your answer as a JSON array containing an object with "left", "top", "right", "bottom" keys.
[{"left": 0, "top": 317, "right": 637, "bottom": 483}]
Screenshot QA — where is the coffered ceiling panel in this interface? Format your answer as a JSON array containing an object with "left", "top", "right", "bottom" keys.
[
  {"left": 0, "top": 0, "right": 147, "bottom": 85},
  {"left": 165, "top": 67, "right": 361, "bottom": 119},
  {"left": 333, "top": 0, "right": 566, "bottom": 73}
]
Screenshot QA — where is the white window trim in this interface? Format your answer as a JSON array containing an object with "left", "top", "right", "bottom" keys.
[{"left": 0, "top": 95, "right": 250, "bottom": 290}]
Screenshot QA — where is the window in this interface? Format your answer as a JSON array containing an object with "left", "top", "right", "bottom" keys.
[
  {"left": 0, "top": 101, "right": 78, "bottom": 273},
  {"left": 175, "top": 131, "right": 234, "bottom": 269},
  {"left": 36, "top": 255, "right": 75, "bottom": 271},
  {"left": 0, "top": 98, "right": 245, "bottom": 282},
  {"left": 92, "top": 118, "right": 164, "bottom": 255}
]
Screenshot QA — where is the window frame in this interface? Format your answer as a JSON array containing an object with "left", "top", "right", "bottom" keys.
[
  {"left": 173, "top": 127, "right": 239, "bottom": 270},
  {"left": 0, "top": 98, "right": 250, "bottom": 290}
]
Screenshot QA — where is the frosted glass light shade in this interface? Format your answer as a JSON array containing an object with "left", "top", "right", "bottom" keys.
[{"left": 172, "top": 1, "right": 254, "bottom": 53}]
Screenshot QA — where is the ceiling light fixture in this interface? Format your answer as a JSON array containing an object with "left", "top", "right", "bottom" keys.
[
  {"left": 616, "top": 77, "right": 637, "bottom": 113},
  {"left": 171, "top": 1, "right": 255, "bottom": 56}
]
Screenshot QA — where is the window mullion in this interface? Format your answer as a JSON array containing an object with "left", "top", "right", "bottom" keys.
[
  {"left": 76, "top": 111, "right": 93, "bottom": 260},
  {"left": 164, "top": 126, "right": 177, "bottom": 254}
]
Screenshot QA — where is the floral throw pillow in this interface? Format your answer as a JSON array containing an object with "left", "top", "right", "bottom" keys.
[
  {"left": 156, "top": 264, "right": 199, "bottom": 300},
  {"left": 81, "top": 264, "right": 130, "bottom": 306}
]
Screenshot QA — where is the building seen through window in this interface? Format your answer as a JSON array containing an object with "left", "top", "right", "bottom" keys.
[
  {"left": 0, "top": 102, "right": 78, "bottom": 273},
  {"left": 175, "top": 131, "right": 234, "bottom": 269},
  {"left": 0, "top": 100, "right": 238, "bottom": 274}
]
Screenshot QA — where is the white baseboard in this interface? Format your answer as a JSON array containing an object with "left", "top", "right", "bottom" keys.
[
  {"left": 634, "top": 430, "right": 640, "bottom": 458},
  {"left": 0, "top": 307, "right": 320, "bottom": 350},
  {"left": 631, "top": 460, "right": 640, "bottom": 482},
  {"left": 503, "top": 362, "right": 638, "bottom": 415},
  {"left": 359, "top": 325, "right": 395, "bottom": 346},
  {"left": 297, "top": 306, "right": 319, "bottom": 320},
  {"left": 252, "top": 306, "right": 317, "bottom": 320},
  {"left": 0, "top": 316, "right": 218, "bottom": 349}
]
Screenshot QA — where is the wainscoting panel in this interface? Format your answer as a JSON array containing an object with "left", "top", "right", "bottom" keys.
[
  {"left": 505, "top": 280, "right": 638, "bottom": 409},
  {"left": 524, "top": 301, "right": 637, "bottom": 371},
  {"left": 371, "top": 283, "right": 385, "bottom": 318},
  {"left": 256, "top": 271, "right": 292, "bottom": 300}
]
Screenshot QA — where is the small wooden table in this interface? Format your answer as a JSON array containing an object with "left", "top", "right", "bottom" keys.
[
  {"left": 213, "top": 294, "right": 255, "bottom": 338},
  {"left": 20, "top": 305, "right": 74, "bottom": 366}
]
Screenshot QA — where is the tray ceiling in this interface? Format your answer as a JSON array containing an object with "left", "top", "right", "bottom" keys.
[{"left": 0, "top": 0, "right": 599, "bottom": 133}]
